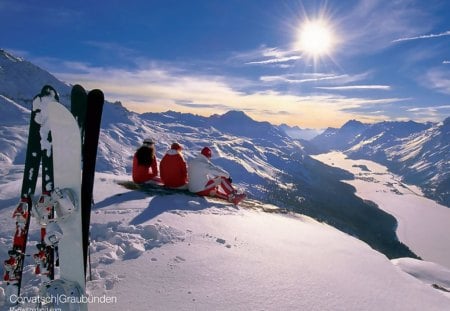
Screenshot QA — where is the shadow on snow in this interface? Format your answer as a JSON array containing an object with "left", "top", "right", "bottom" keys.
[{"left": 94, "top": 189, "right": 230, "bottom": 226}]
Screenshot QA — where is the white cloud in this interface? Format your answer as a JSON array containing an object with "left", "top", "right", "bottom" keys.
[
  {"left": 260, "top": 71, "right": 372, "bottom": 85},
  {"left": 338, "top": 0, "right": 436, "bottom": 55},
  {"left": 316, "top": 85, "right": 391, "bottom": 90},
  {"left": 260, "top": 73, "right": 347, "bottom": 84},
  {"left": 405, "top": 105, "right": 450, "bottom": 122},
  {"left": 246, "top": 55, "right": 302, "bottom": 65},
  {"left": 392, "top": 30, "right": 450, "bottom": 43},
  {"left": 407, "top": 105, "right": 450, "bottom": 112},
  {"left": 425, "top": 68, "right": 450, "bottom": 95},
  {"left": 232, "top": 46, "right": 302, "bottom": 66}
]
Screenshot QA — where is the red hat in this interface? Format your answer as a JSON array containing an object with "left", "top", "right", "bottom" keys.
[
  {"left": 171, "top": 142, "right": 182, "bottom": 151},
  {"left": 201, "top": 147, "right": 212, "bottom": 159}
]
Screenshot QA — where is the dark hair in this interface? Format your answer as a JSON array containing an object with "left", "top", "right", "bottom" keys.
[{"left": 135, "top": 145, "right": 154, "bottom": 166}]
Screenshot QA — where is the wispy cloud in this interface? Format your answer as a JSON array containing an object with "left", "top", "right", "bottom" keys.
[
  {"left": 444, "top": 60, "right": 450, "bottom": 64},
  {"left": 260, "top": 71, "right": 372, "bottom": 85},
  {"left": 339, "top": 0, "right": 435, "bottom": 55},
  {"left": 232, "top": 46, "right": 302, "bottom": 67},
  {"left": 392, "top": 30, "right": 450, "bottom": 43},
  {"left": 425, "top": 68, "right": 450, "bottom": 95},
  {"left": 246, "top": 55, "right": 302, "bottom": 65},
  {"left": 175, "top": 100, "right": 233, "bottom": 111},
  {"left": 405, "top": 105, "right": 450, "bottom": 122},
  {"left": 407, "top": 105, "right": 450, "bottom": 112},
  {"left": 316, "top": 85, "right": 391, "bottom": 90},
  {"left": 260, "top": 73, "right": 347, "bottom": 84}
]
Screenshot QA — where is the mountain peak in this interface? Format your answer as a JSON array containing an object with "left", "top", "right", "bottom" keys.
[
  {"left": 0, "top": 49, "right": 24, "bottom": 63},
  {"left": 218, "top": 110, "right": 253, "bottom": 122},
  {"left": 0, "top": 49, "right": 70, "bottom": 107},
  {"left": 341, "top": 119, "right": 365, "bottom": 129}
]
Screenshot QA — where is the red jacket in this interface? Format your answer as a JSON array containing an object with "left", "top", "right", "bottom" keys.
[
  {"left": 132, "top": 154, "right": 158, "bottom": 184},
  {"left": 160, "top": 150, "right": 188, "bottom": 188}
]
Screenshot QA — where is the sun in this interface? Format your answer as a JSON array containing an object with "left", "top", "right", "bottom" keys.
[{"left": 295, "top": 19, "right": 335, "bottom": 57}]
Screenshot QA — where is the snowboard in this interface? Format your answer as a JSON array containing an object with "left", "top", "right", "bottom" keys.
[
  {"left": 116, "top": 180, "right": 247, "bottom": 206},
  {"left": 41, "top": 100, "right": 86, "bottom": 310}
]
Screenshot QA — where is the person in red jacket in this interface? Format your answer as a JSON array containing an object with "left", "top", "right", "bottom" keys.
[
  {"left": 132, "top": 138, "right": 159, "bottom": 184},
  {"left": 160, "top": 142, "right": 188, "bottom": 189}
]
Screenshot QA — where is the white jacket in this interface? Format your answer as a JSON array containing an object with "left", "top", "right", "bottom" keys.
[{"left": 187, "top": 154, "right": 230, "bottom": 193}]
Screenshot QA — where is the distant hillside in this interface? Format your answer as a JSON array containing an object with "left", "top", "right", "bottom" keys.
[{"left": 277, "top": 123, "right": 323, "bottom": 140}]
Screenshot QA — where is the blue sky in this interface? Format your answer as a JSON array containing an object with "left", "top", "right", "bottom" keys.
[{"left": 2, "top": 0, "right": 450, "bottom": 128}]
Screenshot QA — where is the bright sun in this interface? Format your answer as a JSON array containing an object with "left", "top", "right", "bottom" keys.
[{"left": 295, "top": 19, "right": 335, "bottom": 57}]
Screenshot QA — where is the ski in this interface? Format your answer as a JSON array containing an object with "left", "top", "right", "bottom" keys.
[
  {"left": 33, "top": 85, "right": 58, "bottom": 284},
  {"left": 81, "top": 89, "right": 104, "bottom": 276},
  {"left": 32, "top": 190, "right": 56, "bottom": 283},
  {"left": 71, "top": 84, "right": 88, "bottom": 142},
  {"left": 3, "top": 86, "right": 58, "bottom": 300}
]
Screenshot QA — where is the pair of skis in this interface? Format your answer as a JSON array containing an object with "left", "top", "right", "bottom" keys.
[{"left": 3, "top": 85, "right": 104, "bottom": 309}]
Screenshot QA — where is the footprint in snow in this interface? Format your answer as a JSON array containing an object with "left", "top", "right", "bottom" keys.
[{"left": 174, "top": 256, "right": 186, "bottom": 263}]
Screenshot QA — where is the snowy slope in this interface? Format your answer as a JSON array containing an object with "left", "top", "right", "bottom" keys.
[
  {"left": 313, "top": 152, "right": 450, "bottom": 270},
  {"left": 0, "top": 96, "right": 29, "bottom": 166},
  {"left": 87, "top": 176, "right": 450, "bottom": 311},
  {"left": 1, "top": 173, "right": 450, "bottom": 310},
  {"left": 0, "top": 49, "right": 71, "bottom": 107}
]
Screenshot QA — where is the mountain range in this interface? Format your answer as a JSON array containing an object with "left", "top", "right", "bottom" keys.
[
  {"left": 2, "top": 48, "right": 448, "bottom": 261},
  {"left": 311, "top": 118, "right": 449, "bottom": 207}
]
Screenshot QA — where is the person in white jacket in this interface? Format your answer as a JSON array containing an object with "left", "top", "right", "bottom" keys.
[{"left": 188, "top": 147, "right": 246, "bottom": 205}]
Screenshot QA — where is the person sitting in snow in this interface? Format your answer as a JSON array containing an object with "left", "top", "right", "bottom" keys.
[
  {"left": 132, "top": 138, "right": 159, "bottom": 184},
  {"left": 160, "top": 142, "right": 188, "bottom": 189},
  {"left": 188, "top": 147, "right": 245, "bottom": 205}
]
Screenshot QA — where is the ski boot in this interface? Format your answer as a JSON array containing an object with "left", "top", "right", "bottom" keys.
[{"left": 228, "top": 191, "right": 247, "bottom": 206}]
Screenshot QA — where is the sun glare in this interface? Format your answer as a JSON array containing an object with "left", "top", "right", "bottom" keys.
[{"left": 295, "top": 19, "right": 335, "bottom": 57}]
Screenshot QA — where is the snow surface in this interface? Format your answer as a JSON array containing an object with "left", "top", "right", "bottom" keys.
[
  {"left": 313, "top": 152, "right": 450, "bottom": 270},
  {"left": 1, "top": 172, "right": 450, "bottom": 310}
]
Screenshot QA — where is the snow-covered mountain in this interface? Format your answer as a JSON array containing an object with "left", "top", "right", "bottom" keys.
[
  {"left": 0, "top": 49, "right": 70, "bottom": 107},
  {"left": 0, "top": 49, "right": 423, "bottom": 259},
  {"left": 277, "top": 123, "right": 323, "bottom": 140},
  {"left": 310, "top": 119, "right": 370, "bottom": 150},
  {"left": 1, "top": 49, "right": 450, "bottom": 310},
  {"left": 311, "top": 119, "right": 449, "bottom": 207}
]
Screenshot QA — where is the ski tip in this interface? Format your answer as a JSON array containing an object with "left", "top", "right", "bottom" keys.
[
  {"left": 88, "top": 89, "right": 104, "bottom": 100},
  {"left": 71, "top": 84, "right": 87, "bottom": 95}
]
